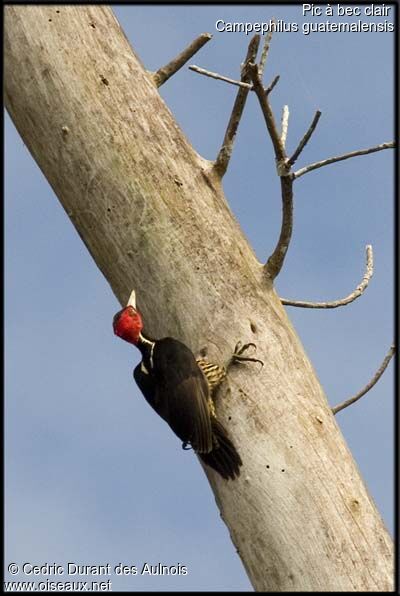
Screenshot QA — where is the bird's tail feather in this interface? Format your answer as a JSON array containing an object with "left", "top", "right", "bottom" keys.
[{"left": 199, "top": 419, "right": 242, "bottom": 480}]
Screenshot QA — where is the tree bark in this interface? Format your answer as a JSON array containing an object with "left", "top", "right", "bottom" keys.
[{"left": 5, "top": 5, "right": 393, "bottom": 591}]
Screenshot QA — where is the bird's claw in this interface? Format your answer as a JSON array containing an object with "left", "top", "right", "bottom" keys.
[
  {"left": 230, "top": 341, "right": 264, "bottom": 368},
  {"left": 234, "top": 341, "right": 256, "bottom": 356}
]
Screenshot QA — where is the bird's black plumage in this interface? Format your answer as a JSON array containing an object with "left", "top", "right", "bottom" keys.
[
  {"left": 133, "top": 336, "right": 242, "bottom": 479},
  {"left": 134, "top": 337, "right": 212, "bottom": 454}
]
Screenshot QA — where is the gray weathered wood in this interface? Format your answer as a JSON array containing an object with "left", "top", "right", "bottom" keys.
[{"left": 5, "top": 5, "right": 393, "bottom": 591}]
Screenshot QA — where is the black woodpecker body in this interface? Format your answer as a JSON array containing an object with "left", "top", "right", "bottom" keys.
[{"left": 113, "top": 292, "right": 242, "bottom": 480}]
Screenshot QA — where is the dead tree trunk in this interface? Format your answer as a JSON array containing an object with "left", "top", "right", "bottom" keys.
[{"left": 5, "top": 5, "right": 393, "bottom": 591}]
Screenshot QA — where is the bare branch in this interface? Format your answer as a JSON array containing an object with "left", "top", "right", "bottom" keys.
[
  {"left": 281, "top": 245, "right": 374, "bottom": 309},
  {"left": 281, "top": 105, "right": 290, "bottom": 149},
  {"left": 259, "top": 23, "right": 274, "bottom": 77},
  {"left": 189, "top": 65, "right": 280, "bottom": 95},
  {"left": 153, "top": 33, "right": 212, "bottom": 87},
  {"left": 248, "top": 63, "right": 294, "bottom": 280},
  {"left": 288, "top": 110, "right": 322, "bottom": 167},
  {"left": 189, "top": 65, "right": 252, "bottom": 90},
  {"left": 332, "top": 345, "right": 395, "bottom": 415},
  {"left": 265, "top": 74, "right": 280, "bottom": 96},
  {"left": 293, "top": 142, "right": 395, "bottom": 180},
  {"left": 249, "top": 62, "right": 286, "bottom": 163},
  {"left": 265, "top": 177, "right": 294, "bottom": 280},
  {"left": 213, "top": 35, "right": 260, "bottom": 178}
]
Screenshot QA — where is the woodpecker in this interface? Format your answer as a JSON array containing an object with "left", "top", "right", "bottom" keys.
[{"left": 113, "top": 291, "right": 261, "bottom": 480}]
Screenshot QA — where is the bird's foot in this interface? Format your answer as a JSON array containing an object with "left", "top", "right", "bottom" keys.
[
  {"left": 182, "top": 441, "right": 192, "bottom": 450},
  {"left": 229, "top": 341, "right": 264, "bottom": 368}
]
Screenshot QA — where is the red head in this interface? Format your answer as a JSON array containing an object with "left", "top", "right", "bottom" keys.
[{"left": 113, "top": 290, "right": 143, "bottom": 345}]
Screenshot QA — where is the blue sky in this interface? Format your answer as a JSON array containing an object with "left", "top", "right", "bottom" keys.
[{"left": 5, "top": 5, "right": 394, "bottom": 591}]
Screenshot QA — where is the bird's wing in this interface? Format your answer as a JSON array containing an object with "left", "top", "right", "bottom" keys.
[
  {"left": 151, "top": 338, "right": 213, "bottom": 454},
  {"left": 161, "top": 373, "right": 213, "bottom": 453}
]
